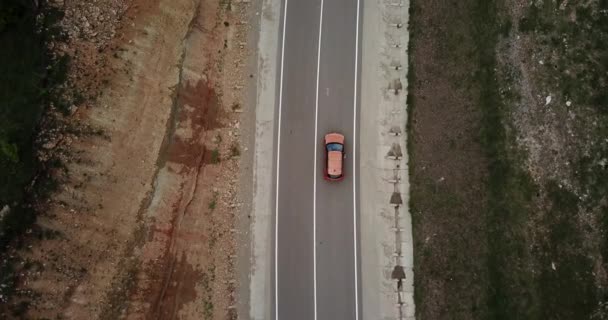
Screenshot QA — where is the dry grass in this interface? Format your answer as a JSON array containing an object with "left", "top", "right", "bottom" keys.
[{"left": 409, "top": 0, "right": 607, "bottom": 319}]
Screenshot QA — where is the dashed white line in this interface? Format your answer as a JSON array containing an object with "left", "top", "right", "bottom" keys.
[
  {"left": 276, "top": 0, "right": 360, "bottom": 318},
  {"left": 313, "top": 0, "right": 325, "bottom": 318},
  {"left": 352, "top": 0, "right": 361, "bottom": 318},
  {"left": 274, "top": 0, "right": 288, "bottom": 318}
]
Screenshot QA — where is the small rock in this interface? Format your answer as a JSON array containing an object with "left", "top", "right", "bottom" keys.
[
  {"left": 43, "top": 140, "right": 59, "bottom": 150},
  {"left": 0, "top": 205, "right": 10, "bottom": 219},
  {"left": 566, "top": 101, "right": 572, "bottom": 107},
  {"left": 545, "top": 95, "right": 552, "bottom": 105}
]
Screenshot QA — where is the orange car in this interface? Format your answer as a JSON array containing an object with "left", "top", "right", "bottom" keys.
[{"left": 324, "top": 133, "right": 345, "bottom": 181}]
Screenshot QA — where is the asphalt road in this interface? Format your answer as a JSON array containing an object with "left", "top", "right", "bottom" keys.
[{"left": 274, "top": 0, "right": 361, "bottom": 318}]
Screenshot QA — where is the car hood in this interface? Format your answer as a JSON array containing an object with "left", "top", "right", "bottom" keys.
[{"left": 325, "top": 133, "right": 345, "bottom": 144}]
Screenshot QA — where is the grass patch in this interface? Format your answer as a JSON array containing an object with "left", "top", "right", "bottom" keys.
[
  {"left": 211, "top": 148, "right": 220, "bottom": 164},
  {"left": 409, "top": 0, "right": 507, "bottom": 317},
  {"left": 518, "top": 1, "right": 608, "bottom": 113},
  {"left": 534, "top": 182, "right": 597, "bottom": 318},
  {"left": 409, "top": 0, "right": 608, "bottom": 318},
  {"left": 513, "top": 2, "right": 608, "bottom": 317},
  {"left": 200, "top": 266, "right": 216, "bottom": 319},
  {"left": 468, "top": 2, "right": 549, "bottom": 319},
  {"left": 230, "top": 143, "right": 240, "bottom": 158},
  {"left": 219, "top": 0, "right": 232, "bottom": 11},
  {"left": 208, "top": 191, "right": 218, "bottom": 211}
]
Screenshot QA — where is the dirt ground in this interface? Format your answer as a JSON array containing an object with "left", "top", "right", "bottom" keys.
[{"left": 0, "top": 0, "right": 252, "bottom": 318}]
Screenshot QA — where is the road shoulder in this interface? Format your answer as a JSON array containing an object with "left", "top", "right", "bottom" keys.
[
  {"left": 243, "top": 0, "right": 282, "bottom": 318},
  {"left": 359, "top": 0, "right": 415, "bottom": 318}
]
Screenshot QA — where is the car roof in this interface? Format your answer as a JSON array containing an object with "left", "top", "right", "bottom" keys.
[
  {"left": 328, "top": 151, "right": 342, "bottom": 175},
  {"left": 325, "top": 132, "right": 344, "bottom": 144}
]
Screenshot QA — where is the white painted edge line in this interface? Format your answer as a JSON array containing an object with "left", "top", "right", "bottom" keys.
[
  {"left": 313, "top": 0, "right": 324, "bottom": 318},
  {"left": 274, "top": 0, "right": 288, "bottom": 318},
  {"left": 352, "top": 0, "right": 361, "bottom": 318}
]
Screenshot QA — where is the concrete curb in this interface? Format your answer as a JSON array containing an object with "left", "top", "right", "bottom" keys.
[
  {"left": 248, "top": 0, "right": 281, "bottom": 318},
  {"left": 359, "top": 0, "right": 415, "bottom": 319}
]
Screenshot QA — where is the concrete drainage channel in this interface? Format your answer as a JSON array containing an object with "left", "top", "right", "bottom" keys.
[
  {"left": 384, "top": 2, "right": 411, "bottom": 318},
  {"left": 359, "top": 0, "right": 414, "bottom": 318}
]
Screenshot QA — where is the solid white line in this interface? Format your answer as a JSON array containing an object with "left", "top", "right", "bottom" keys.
[
  {"left": 313, "top": 0, "right": 324, "bottom": 318},
  {"left": 352, "top": 0, "right": 361, "bottom": 318},
  {"left": 275, "top": 0, "right": 288, "bottom": 319}
]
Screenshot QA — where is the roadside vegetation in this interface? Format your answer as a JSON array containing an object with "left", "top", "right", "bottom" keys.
[
  {"left": 409, "top": 0, "right": 608, "bottom": 319},
  {"left": 0, "top": 0, "right": 67, "bottom": 308}
]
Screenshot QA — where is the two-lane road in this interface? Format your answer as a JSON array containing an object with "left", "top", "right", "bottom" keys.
[{"left": 274, "top": 0, "right": 361, "bottom": 318}]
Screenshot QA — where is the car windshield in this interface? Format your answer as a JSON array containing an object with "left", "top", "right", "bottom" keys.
[{"left": 326, "top": 143, "right": 343, "bottom": 152}]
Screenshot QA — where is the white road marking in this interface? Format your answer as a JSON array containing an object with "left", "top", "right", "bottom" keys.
[
  {"left": 276, "top": 0, "right": 359, "bottom": 318},
  {"left": 352, "top": 0, "right": 361, "bottom": 318},
  {"left": 274, "top": 0, "right": 288, "bottom": 318},
  {"left": 313, "top": 0, "right": 325, "bottom": 318}
]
